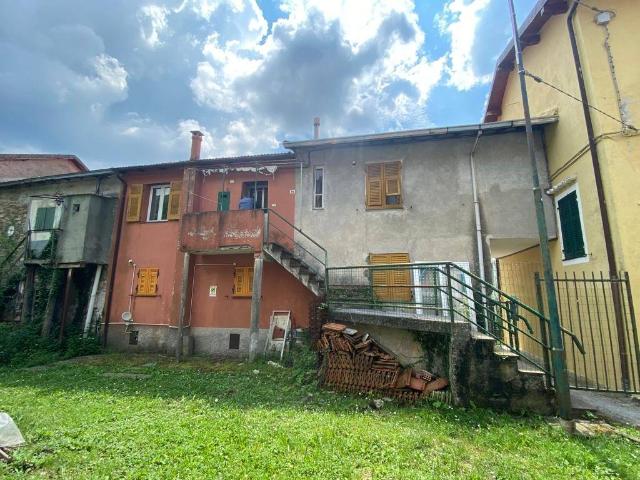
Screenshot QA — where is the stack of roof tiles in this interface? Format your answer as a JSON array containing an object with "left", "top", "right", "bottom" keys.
[{"left": 315, "top": 323, "right": 448, "bottom": 402}]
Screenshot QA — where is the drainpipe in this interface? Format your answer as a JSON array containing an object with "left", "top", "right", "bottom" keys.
[
  {"left": 469, "top": 130, "right": 485, "bottom": 285},
  {"left": 567, "top": 1, "right": 630, "bottom": 389},
  {"left": 101, "top": 174, "right": 127, "bottom": 347}
]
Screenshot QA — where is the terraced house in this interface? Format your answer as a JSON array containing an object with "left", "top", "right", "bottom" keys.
[{"left": 484, "top": 0, "right": 640, "bottom": 395}]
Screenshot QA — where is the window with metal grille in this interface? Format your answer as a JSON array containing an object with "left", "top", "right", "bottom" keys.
[
  {"left": 557, "top": 189, "right": 586, "bottom": 261},
  {"left": 313, "top": 167, "right": 324, "bottom": 209},
  {"left": 366, "top": 161, "right": 402, "bottom": 209}
]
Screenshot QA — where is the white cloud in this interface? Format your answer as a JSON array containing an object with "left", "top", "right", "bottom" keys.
[
  {"left": 139, "top": 4, "right": 170, "bottom": 47},
  {"left": 439, "top": 0, "right": 492, "bottom": 91}
]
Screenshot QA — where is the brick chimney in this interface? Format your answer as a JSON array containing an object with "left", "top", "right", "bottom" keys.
[{"left": 189, "top": 130, "right": 204, "bottom": 161}]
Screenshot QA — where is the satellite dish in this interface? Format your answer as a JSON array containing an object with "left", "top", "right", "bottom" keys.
[{"left": 121, "top": 311, "right": 133, "bottom": 323}]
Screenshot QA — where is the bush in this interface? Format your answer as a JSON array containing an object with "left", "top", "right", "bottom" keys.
[{"left": 0, "top": 323, "right": 102, "bottom": 367}]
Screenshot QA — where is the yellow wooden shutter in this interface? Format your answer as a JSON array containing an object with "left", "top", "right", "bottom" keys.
[
  {"left": 167, "top": 181, "right": 182, "bottom": 220},
  {"left": 137, "top": 268, "right": 149, "bottom": 295},
  {"left": 368, "top": 253, "right": 411, "bottom": 302},
  {"left": 147, "top": 268, "right": 159, "bottom": 295},
  {"left": 126, "top": 184, "right": 143, "bottom": 222},
  {"left": 137, "top": 267, "right": 159, "bottom": 296},
  {"left": 234, "top": 267, "right": 254, "bottom": 297},
  {"left": 366, "top": 164, "right": 383, "bottom": 208},
  {"left": 383, "top": 162, "right": 401, "bottom": 199}
]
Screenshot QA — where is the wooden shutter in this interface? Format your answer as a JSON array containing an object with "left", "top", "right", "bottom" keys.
[
  {"left": 126, "top": 184, "right": 143, "bottom": 222},
  {"left": 366, "top": 164, "right": 383, "bottom": 208},
  {"left": 368, "top": 253, "right": 411, "bottom": 302},
  {"left": 234, "top": 267, "right": 254, "bottom": 297},
  {"left": 137, "top": 268, "right": 149, "bottom": 295},
  {"left": 136, "top": 267, "right": 159, "bottom": 296},
  {"left": 167, "top": 181, "right": 182, "bottom": 220},
  {"left": 384, "top": 162, "right": 401, "bottom": 198},
  {"left": 558, "top": 191, "right": 585, "bottom": 260}
]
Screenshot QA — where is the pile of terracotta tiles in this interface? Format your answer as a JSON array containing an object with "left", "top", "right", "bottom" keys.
[{"left": 315, "top": 323, "right": 448, "bottom": 402}]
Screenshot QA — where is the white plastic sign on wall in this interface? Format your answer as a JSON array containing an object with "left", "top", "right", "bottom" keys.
[{"left": 209, "top": 285, "right": 217, "bottom": 297}]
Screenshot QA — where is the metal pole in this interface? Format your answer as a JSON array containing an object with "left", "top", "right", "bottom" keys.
[{"left": 507, "top": 0, "right": 573, "bottom": 422}]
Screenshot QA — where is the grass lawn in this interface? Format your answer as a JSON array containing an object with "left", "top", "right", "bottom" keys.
[{"left": 0, "top": 353, "right": 638, "bottom": 479}]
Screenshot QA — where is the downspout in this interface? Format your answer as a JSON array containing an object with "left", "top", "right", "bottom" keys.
[
  {"left": 567, "top": 1, "right": 630, "bottom": 389},
  {"left": 469, "top": 130, "right": 485, "bottom": 284},
  {"left": 101, "top": 173, "right": 127, "bottom": 347}
]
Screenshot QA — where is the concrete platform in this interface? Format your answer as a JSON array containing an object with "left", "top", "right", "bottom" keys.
[
  {"left": 571, "top": 389, "right": 640, "bottom": 427},
  {"left": 330, "top": 306, "right": 463, "bottom": 334}
]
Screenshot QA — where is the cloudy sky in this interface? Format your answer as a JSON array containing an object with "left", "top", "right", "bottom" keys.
[{"left": 0, "top": 0, "right": 537, "bottom": 168}]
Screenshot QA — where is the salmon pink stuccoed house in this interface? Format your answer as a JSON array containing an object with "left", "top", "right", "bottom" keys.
[{"left": 105, "top": 132, "right": 317, "bottom": 357}]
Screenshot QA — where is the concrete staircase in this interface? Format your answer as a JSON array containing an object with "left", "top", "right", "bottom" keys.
[
  {"left": 263, "top": 242, "right": 325, "bottom": 297},
  {"left": 462, "top": 331, "right": 554, "bottom": 414}
]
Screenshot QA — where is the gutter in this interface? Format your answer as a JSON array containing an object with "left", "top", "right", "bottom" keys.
[
  {"left": 469, "top": 131, "right": 486, "bottom": 285},
  {"left": 101, "top": 173, "right": 127, "bottom": 347},
  {"left": 567, "top": 1, "right": 630, "bottom": 388}
]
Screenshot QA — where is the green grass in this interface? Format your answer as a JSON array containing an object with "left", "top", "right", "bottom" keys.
[{"left": 0, "top": 353, "right": 638, "bottom": 480}]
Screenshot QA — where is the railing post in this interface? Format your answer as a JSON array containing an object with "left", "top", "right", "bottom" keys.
[
  {"left": 534, "top": 272, "right": 552, "bottom": 387},
  {"left": 262, "top": 208, "right": 269, "bottom": 247},
  {"left": 446, "top": 263, "right": 454, "bottom": 322}
]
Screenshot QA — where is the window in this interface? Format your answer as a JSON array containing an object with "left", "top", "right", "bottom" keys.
[
  {"left": 136, "top": 267, "right": 159, "bottom": 296},
  {"left": 557, "top": 187, "right": 587, "bottom": 262},
  {"left": 368, "top": 253, "right": 412, "bottom": 302},
  {"left": 366, "top": 162, "right": 402, "bottom": 209},
  {"left": 313, "top": 167, "right": 324, "bottom": 209},
  {"left": 147, "top": 185, "right": 171, "bottom": 222},
  {"left": 233, "top": 266, "right": 254, "bottom": 297},
  {"left": 34, "top": 206, "right": 56, "bottom": 231},
  {"left": 241, "top": 181, "right": 268, "bottom": 209}
]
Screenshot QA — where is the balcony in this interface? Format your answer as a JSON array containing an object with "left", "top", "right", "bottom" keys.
[{"left": 180, "top": 209, "right": 265, "bottom": 254}]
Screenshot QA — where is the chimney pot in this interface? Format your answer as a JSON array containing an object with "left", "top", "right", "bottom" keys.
[
  {"left": 190, "top": 130, "right": 204, "bottom": 161},
  {"left": 313, "top": 117, "right": 320, "bottom": 139}
]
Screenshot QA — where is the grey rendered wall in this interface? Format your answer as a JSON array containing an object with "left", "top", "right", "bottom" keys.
[{"left": 293, "top": 130, "right": 554, "bottom": 269}]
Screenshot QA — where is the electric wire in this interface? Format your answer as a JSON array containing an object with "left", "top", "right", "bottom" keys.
[{"left": 523, "top": 70, "right": 637, "bottom": 131}]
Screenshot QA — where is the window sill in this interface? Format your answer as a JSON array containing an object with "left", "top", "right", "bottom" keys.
[
  {"left": 145, "top": 219, "right": 169, "bottom": 223},
  {"left": 561, "top": 255, "right": 590, "bottom": 266},
  {"left": 365, "top": 205, "right": 404, "bottom": 211},
  {"left": 233, "top": 294, "right": 252, "bottom": 298}
]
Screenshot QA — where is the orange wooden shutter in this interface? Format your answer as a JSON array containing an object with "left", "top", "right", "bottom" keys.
[
  {"left": 147, "top": 268, "right": 159, "bottom": 295},
  {"left": 368, "top": 253, "right": 411, "bottom": 302},
  {"left": 137, "top": 268, "right": 149, "bottom": 295},
  {"left": 234, "top": 267, "right": 253, "bottom": 297},
  {"left": 126, "top": 184, "right": 143, "bottom": 222},
  {"left": 167, "top": 181, "right": 182, "bottom": 220},
  {"left": 384, "top": 162, "right": 401, "bottom": 198},
  {"left": 366, "top": 164, "right": 383, "bottom": 208}
]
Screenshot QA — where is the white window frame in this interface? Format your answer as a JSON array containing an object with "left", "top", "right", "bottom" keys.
[
  {"left": 147, "top": 184, "right": 171, "bottom": 222},
  {"left": 312, "top": 166, "right": 325, "bottom": 210},
  {"left": 555, "top": 183, "right": 589, "bottom": 266}
]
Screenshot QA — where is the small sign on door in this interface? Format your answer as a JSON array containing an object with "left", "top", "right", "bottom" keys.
[{"left": 209, "top": 285, "right": 217, "bottom": 297}]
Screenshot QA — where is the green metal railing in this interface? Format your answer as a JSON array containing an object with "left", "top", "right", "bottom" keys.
[
  {"left": 263, "top": 209, "right": 328, "bottom": 288},
  {"left": 326, "top": 261, "right": 585, "bottom": 382}
]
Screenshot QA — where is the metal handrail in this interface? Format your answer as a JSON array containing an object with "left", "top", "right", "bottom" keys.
[
  {"left": 326, "top": 261, "right": 588, "bottom": 377},
  {"left": 0, "top": 235, "right": 26, "bottom": 270},
  {"left": 264, "top": 209, "right": 328, "bottom": 286}
]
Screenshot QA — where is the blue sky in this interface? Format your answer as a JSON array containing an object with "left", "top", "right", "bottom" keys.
[{"left": 0, "top": 0, "right": 537, "bottom": 168}]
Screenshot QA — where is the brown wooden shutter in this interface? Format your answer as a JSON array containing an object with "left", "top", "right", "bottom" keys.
[
  {"left": 167, "top": 181, "right": 182, "bottom": 220},
  {"left": 384, "top": 162, "right": 401, "bottom": 197},
  {"left": 366, "top": 164, "right": 383, "bottom": 208},
  {"left": 126, "top": 184, "right": 143, "bottom": 222}
]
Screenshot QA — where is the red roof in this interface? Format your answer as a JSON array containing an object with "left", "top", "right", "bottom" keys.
[
  {"left": 483, "top": 0, "right": 569, "bottom": 122},
  {"left": 0, "top": 154, "right": 88, "bottom": 182}
]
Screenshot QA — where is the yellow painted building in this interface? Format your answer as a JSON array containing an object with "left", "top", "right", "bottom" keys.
[{"left": 484, "top": 0, "right": 640, "bottom": 391}]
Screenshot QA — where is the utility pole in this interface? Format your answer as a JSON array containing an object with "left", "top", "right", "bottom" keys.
[{"left": 507, "top": 0, "right": 573, "bottom": 426}]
